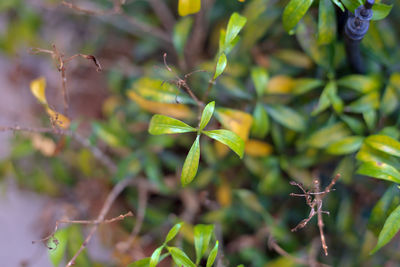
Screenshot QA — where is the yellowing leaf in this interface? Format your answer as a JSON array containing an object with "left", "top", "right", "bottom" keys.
[
  {"left": 267, "top": 75, "right": 294, "bottom": 94},
  {"left": 214, "top": 141, "right": 229, "bottom": 158},
  {"left": 178, "top": 0, "right": 201, "bottom": 16},
  {"left": 215, "top": 108, "right": 253, "bottom": 141},
  {"left": 128, "top": 91, "right": 192, "bottom": 119},
  {"left": 245, "top": 139, "right": 273, "bottom": 157},
  {"left": 217, "top": 178, "right": 232, "bottom": 207},
  {"left": 46, "top": 108, "right": 70, "bottom": 129},
  {"left": 31, "top": 133, "right": 56, "bottom": 156},
  {"left": 30, "top": 77, "right": 47, "bottom": 105}
]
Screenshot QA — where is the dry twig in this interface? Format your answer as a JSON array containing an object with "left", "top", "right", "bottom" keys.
[{"left": 290, "top": 174, "right": 340, "bottom": 256}]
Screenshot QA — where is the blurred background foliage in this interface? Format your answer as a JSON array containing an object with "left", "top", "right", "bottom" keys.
[{"left": 1, "top": 0, "right": 400, "bottom": 266}]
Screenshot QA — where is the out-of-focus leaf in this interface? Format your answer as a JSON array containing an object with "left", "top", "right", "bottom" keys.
[
  {"left": 307, "top": 122, "right": 351, "bottom": 149},
  {"left": 30, "top": 76, "right": 47, "bottom": 105},
  {"left": 275, "top": 49, "right": 313, "bottom": 69},
  {"left": 165, "top": 223, "right": 183, "bottom": 243},
  {"left": 325, "top": 136, "right": 364, "bottom": 155},
  {"left": 312, "top": 81, "right": 334, "bottom": 115},
  {"left": 381, "top": 84, "right": 398, "bottom": 115},
  {"left": 215, "top": 108, "right": 253, "bottom": 141},
  {"left": 332, "top": 0, "right": 345, "bottom": 11},
  {"left": 199, "top": 102, "right": 215, "bottom": 131},
  {"left": 251, "top": 67, "right": 269, "bottom": 97},
  {"left": 282, "top": 0, "right": 313, "bottom": 32},
  {"left": 178, "top": 0, "right": 201, "bottom": 16},
  {"left": 167, "top": 247, "right": 196, "bottom": 267},
  {"left": 337, "top": 75, "right": 380, "bottom": 93},
  {"left": 371, "top": 3, "right": 393, "bottom": 20},
  {"left": 48, "top": 227, "right": 69, "bottom": 267},
  {"left": 245, "top": 139, "right": 273, "bottom": 157},
  {"left": 149, "top": 246, "right": 163, "bottom": 267},
  {"left": 340, "top": 114, "right": 365, "bottom": 135},
  {"left": 31, "top": 133, "right": 56, "bottom": 157},
  {"left": 217, "top": 178, "right": 232, "bottom": 207},
  {"left": 194, "top": 224, "right": 214, "bottom": 263},
  {"left": 214, "top": 53, "right": 227, "bottom": 79},
  {"left": 128, "top": 91, "right": 192, "bottom": 119},
  {"left": 347, "top": 92, "right": 379, "bottom": 113},
  {"left": 204, "top": 129, "right": 244, "bottom": 158},
  {"left": 225, "top": 13, "right": 247, "bottom": 45},
  {"left": 67, "top": 225, "right": 90, "bottom": 267},
  {"left": 173, "top": 17, "right": 193, "bottom": 57},
  {"left": 206, "top": 241, "right": 219, "bottom": 267},
  {"left": 148, "top": 115, "right": 196, "bottom": 135},
  {"left": 318, "top": 0, "right": 336, "bottom": 45},
  {"left": 266, "top": 75, "right": 294, "bottom": 94},
  {"left": 127, "top": 258, "right": 150, "bottom": 267},
  {"left": 292, "top": 78, "right": 323, "bottom": 95},
  {"left": 266, "top": 104, "right": 306, "bottom": 132},
  {"left": 181, "top": 135, "right": 201, "bottom": 186},
  {"left": 363, "top": 110, "right": 377, "bottom": 131},
  {"left": 371, "top": 205, "right": 400, "bottom": 254},
  {"left": 357, "top": 161, "right": 400, "bottom": 183},
  {"left": 46, "top": 108, "right": 70, "bottom": 129},
  {"left": 365, "top": 135, "right": 400, "bottom": 157},
  {"left": 251, "top": 103, "right": 269, "bottom": 138}
]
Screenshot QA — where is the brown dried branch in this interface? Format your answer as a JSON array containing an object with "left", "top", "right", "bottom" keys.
[
  {"left": 61, "top": 0, "right": 172, "bottom": 44},
  {"left": 31, "top": 44, "right": 102, "bottom": 115},
  {"left": 0, "top": 126, "right": 117, "bottom": 173},
  {"left": 290, "top": 174, "right": 341, "bottom": 256}
]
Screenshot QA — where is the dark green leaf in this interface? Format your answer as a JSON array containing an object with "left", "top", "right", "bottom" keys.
[
  {"left": 203, "top": 129, "right": 244, "bottom": 158},
  {"left": 199, "top": 102, "right": 215, "bottom": 131},
  {"left": 149, "top": 115, "right": 196, "bottom": 135},
  {"left": 181, "top": 135, "right": 201, "bottom": 186},
  {"left": 371, "top": 205, "right": 400, "bottom": 254}
]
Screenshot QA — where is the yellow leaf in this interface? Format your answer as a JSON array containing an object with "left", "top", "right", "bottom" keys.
[
  {"left": 46, "top": 108, "right": 71, "bottom": 129},
  {"left": 217, "top": 178, "right": 232, "bottom": 207},
  {"left": 214, "top": 141, "right": 229, "bottom": 158},
  {"left": 127, "top": 91, "right": 192, "bottom": 119},
  {"left": 31, "top": 133, "right": 56, "bottom": 156},
  {"left": 178, "top": 0, "right": 201, "bottom": 16},
  {"left": 30, "top": 77, "right": 47, "bottom": 105},
  {"left": 215, "top": 108, "right": 253, "bottom": 142},
  {"left": 267, "top": 75, "right": 294, "bottom": 94},
  {"left": 245, "top": 139, "right": 273, "bottom": 157}
]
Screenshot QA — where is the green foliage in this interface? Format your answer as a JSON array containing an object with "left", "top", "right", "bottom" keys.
[{"left": 371, "top": 205, "right": 400, "bottom": 254}]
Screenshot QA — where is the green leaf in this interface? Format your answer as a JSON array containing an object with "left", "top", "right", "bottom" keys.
[
  {"left": 203, "top": 129, "right": 244, "bottom": 158},
  {"left": 340, "top": 114, "right": 365, "bottom": 135},
  {"left": 48, "top": 227, "right": 69, "bottom": 267},
  {"left": 173, "top": 17, "right": 193, "bottom": 57},
  {"left": 225, "top": 12, "right": 247, "bottom": 45},
  {"left": 149, "top": 246, "right": 164, "bottom": 267},
  {"left": 381, "top": 84, "right": 398, "bottom": 115},
  {"left": 371, "top": 205, "right": 400, "bottom": 254},
  {"left": 206, "top": 241, "right": 219, "bottom": 267},
  {"left": 282, "top": 0, "right": 313, "bottom": 32},
  {"left": 357, "top": 161, "right": 400, "bottom": 184},
  {"left": 371, "top": 3, "right": 393, "bottom": 20},
  {"left": 214, "top": 53, "right": 227, "bottom": 79},
  {"left": 307, "top": 122, "right": 351, "bottom": 149},
  {"left": 181, "top": 135, "right": 201, "bottom": 186},
  {"left": 251, "top": 67, "right": 269, "bottom": 97},
  {"left": 347, "top": 92, "right": 380, "bottom": 113},
  {"left": 127, "top": 258, "right": 151, "bottom": 267},
  {"left": 312, "top": 81, "right": 333, "bottom": 115},
  {"left": 165, "top": 223, "right": 183, "bottom": 243},
  {"left": 325, "top": 136, "right": 364, "bottom": 155},
  {"left": 194, "top": 224, "right": 214, "bottom": 264},
  {"left": 266, "top": 104, "right": 306, "bottom": 132},
  {"left": 292, "top": 78, "right": 323, "bottom": 95},
  {"left": 149, "top": 115, "right": 196, "bottom": 135},
  {"left": 363, "top": 109, "right": 377, "bottom": 131},
  {"left": 251, "top": 102, "right": 269, "bottom": 139},
  {"left": 365, "top": 135, "right": 400, "bottom": 157},
  {"left": 331, "top": 0, "right": 345, "bottom": 11},
  {"left": 167, "top": 247, "right": 196, "bottom": 267},
  {"left": 337, "top": 75, "right": 380, "bottom": 93},
  {"left": 199, "top": 102, "right": 215, "bottom": 131},
  {"left": 318, "top": 0, "right": 336, "bottom": 45}
]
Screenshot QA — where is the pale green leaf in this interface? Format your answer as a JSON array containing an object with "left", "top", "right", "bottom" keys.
[
  {"left": 214, "top": 53, "right": 227, "bottom": 79},
  {"left": 199, "top": 102, "right": 215, "bottom": 131},
  {"left": 251, "top": 67, "right": 269, "bottom": 97},
  {"left": 149, "top": 246, "right": 163, "bottom": 267},
  {"left": 225, "top": 13, "right": 247, "bottom": 45},
  {"left": 206, "top": 241, "right": 219, "bottom": 267},
  {"left": 203, "top": 129, "right": 244, "bottom": 158},
  {"left": 365, "top": 135, "right": 400, "bottom": 157},
  {"left": 307, "top": 122, "right": 351, "bottom": 149},
  {"left": 337, "top": 75, "right": 381, "bottom": 93},
  {"left": 325, "top": 136, "right": 364, "bottom": 155},
  {"left": 48, "top": 228, "right": 69, "bottom": 267},
  {"left": 165, "top": 223, "right": 182, "bottom": 243},
  {"left": 194, "top": 224, "right": 214, "bottom": 264},
  {"left": 357, "top": 161, "right": 400, "bottom": 183},
  {"left": 167, "top": 247, "right": 196, "bottom": 267},
  {"left": 282, "top": 0, "right": 313, "bottom": 32},
  {"left": 149, "top": 115, "right": 196, "bottom": 135},
  {"left": 127, "top": 258, "right": 151, "bottom": 267},
  {"left": 266, "top": 104, "right": 306, "bottom": 132},
  {"left": 181, "top": 135, "right": 201, "bottom": 186}
]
